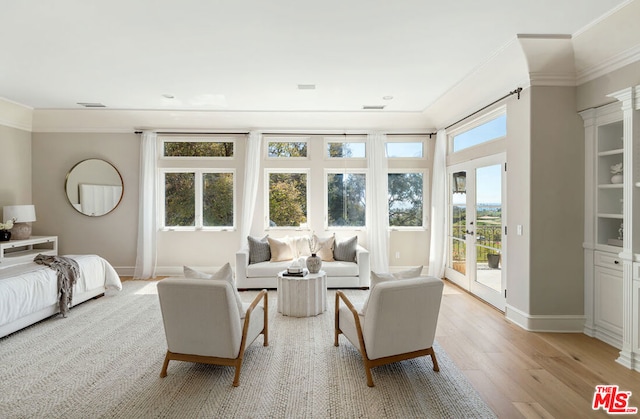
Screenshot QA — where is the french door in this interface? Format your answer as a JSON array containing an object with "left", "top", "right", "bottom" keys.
[{"left": 446, "top": 153, "right": 506, "bottom": 311}]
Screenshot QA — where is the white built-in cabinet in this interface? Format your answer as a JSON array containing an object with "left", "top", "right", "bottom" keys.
[{"left": 581, "top": 85, "right": 640, "bottom": 372}]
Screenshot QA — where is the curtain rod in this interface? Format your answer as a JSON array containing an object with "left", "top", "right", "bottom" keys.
[
  {"left": 444, "top": 87, "right": 522, "bottom": 131},
  {"left": 134, "top": 131, "right": 249, "bottom": 135}
]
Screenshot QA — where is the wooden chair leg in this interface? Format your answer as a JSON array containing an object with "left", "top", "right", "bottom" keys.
[
  {"left": 160, "top": 351, "right": 171, "bottom": 378},
  {"left": 429, "top": 347, "right": 440, "bottom": 372},
  {"left": 232, "top": 360, "right": 243, "bottom": 387},
  {"left": 364, "top": 361, "right": 375, "bottom": 387}
]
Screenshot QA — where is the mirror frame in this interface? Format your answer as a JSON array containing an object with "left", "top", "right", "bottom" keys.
[{"left": 65, "top": 158, "right": 124, "bottom": 217}]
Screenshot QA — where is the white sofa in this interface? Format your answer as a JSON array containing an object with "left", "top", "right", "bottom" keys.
[{"left": 235, "top": 245, "right": 370, "bottom": 289}]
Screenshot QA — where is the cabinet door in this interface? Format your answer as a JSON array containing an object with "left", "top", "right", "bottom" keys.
[{"left": 594, "top": 265, "right": 623, "bottom": 337}]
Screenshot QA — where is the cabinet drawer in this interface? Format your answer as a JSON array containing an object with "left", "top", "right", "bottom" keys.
[{"left": 595, "top": 251, "right": 623, "bottom": 271}]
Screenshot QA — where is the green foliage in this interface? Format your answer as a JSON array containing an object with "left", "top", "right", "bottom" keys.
[
  {"left": 268, "top": 142, "right": 307, "bottom": 157},
  {"left": 388, "top": 173, "right": 423, "bottom": 226},
  {"left": 164, "top": 141, "right": 234, "bottom": 157},
  {"left": 165, "top": 172, "right": 195, "bottom": 226},
  {"left": 269, "top": 173, "right": 307, "bottom": 227},
  {"left": 327, "top": 173, "right": 365, "bottom": 226},
  {"left": 203, "top": 173, "right": 233, "bottom": 226}
]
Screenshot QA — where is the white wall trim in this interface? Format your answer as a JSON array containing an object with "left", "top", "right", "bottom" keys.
[
  {"left": 505, "top": 304, "right": 585, "bottom": 332},
  {"left": 576, "top": 44, "right": 640, "bottom": 86},
  {"left": 0, "top": 97, "right": 33, "bottom": 131},
  {"left": 528, "top": 72, "right": 577, "bottom": 87}
]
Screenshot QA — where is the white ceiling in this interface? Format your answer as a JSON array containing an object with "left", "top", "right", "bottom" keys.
[{"left": 0, "top": 0, "right": 631, "bottom": 123}]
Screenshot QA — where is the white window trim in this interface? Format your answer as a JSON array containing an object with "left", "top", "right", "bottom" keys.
[
  {"left": 324, "top": 135, "right": 367, "bottom": 160},
  {"left": 388, "top": 168, "right": 429, "bottom": 231},
  {"left": 159, "top": 168, "right": 236, "bottom": 231},
  {"left": 324, "top": 168, "right": 368, "bottom": 230},
  {"left": 159, "top": 136, "right": 236, "bottom": 160},
  {"left": 264, "top": 168, "right": 311, "bottom": 230},
  {"left": 385, "top": 136, "right": 427, "bottom": 160},
  {"left": 448, "top": 106, "right": 506, "bottom": 155},
  {"left": 264, "top": 136, "right": 310, "bottom": 160}
]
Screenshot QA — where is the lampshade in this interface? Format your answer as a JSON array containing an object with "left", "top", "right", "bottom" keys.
[{"left": 3, "top": 205, "right": 37, "bottom": 223}]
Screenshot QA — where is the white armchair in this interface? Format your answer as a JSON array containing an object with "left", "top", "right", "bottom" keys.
[
  {"left": 157, "top": 277, "right": 268, "bottom": 387},
  {"left": 334, "top": 276, "right": 444, "bottom": 387}
]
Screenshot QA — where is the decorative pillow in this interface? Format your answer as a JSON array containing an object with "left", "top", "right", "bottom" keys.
[
  {"left": 333, "top": 236, "right": 357, "bottom": 262},
  {"left": 248, "top": 235, "right": 270, "bottom": 264},
  {"left": 183, "top": 263, "right": 246, "bottom": 317},
  {"left": 393, "top": 266, "right": 423, "bottom": 279},
  {"left": 268, "top": 237, "right": 293, "bottom": 261},
  {"left": 359, "top": 271, "right": 395, "bottom": 315},
  {"left": 313, "top": 234, "right": 335, "bottom": 262},
  {"left": 289, "top": 236, "right": 311, "bottom": 258}
]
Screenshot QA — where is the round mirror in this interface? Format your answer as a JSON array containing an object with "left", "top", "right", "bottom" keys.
[{"left": 65, "top": 159, "right": 124, "bottom": 216}]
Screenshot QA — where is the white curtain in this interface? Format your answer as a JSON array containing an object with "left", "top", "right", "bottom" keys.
[
  {"left": 367, "top": 132, "right": 389, "bottom": 272},
  {"left": 428, "top": 129, "right": 447, "bottom": 278},
  {"left": 133, "top": 131, "right": 157, "bottom": 279},
  {"left": 240, "top": 131, "right": 262, "bottom": 241}
]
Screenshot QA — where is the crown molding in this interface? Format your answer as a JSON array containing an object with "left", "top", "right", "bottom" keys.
[
  {"left": 576, "top": 44, "right": 640, "bottom": 86},
  {"left": 528, "top": 72, "right": 577, "bottom": 87},
  {"left": 0, "top": 97, "right": 33, "bottom": 131}
]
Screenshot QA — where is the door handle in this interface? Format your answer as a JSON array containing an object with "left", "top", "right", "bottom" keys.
[{"left": 466, "top": 230, "right": 474, "bottom": 235}]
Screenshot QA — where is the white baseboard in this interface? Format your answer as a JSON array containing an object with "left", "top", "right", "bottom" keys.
[{"left": 505, "top": 304, "right": 585, "bottom": 332}]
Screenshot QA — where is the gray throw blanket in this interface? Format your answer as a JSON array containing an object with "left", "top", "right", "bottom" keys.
[{"left": 34, "top": 254, "right": 80, "bottom": 317}]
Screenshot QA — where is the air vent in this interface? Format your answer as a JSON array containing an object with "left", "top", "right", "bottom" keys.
[
  {"left": 297, "top": 84, "right": 316, "bottom": 90},
  {"left": 362, "top": 105, "right": 385, "bottom": 110},
  {"left": 77, "top": 102, "right": 106, "bottom": 108}
]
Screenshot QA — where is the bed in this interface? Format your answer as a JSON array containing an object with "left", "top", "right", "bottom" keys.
[{"left": 0, "top": 254, "right": 122, "bottom": 338}]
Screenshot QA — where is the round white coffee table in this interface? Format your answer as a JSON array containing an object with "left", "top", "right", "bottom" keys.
[{"left": 277, "top": 270, "right": 327, "bottom": 317}]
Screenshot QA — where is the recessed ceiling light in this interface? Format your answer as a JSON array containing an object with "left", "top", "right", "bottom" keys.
[
  {"left": 297, "top": 84, "right": 316, "bottom": 90},
  {"left": 362, "top": 105, "right": 386, "bottom": 110},
  {"left": 382, "top": 95, "right": 393, "bottom": 100}
]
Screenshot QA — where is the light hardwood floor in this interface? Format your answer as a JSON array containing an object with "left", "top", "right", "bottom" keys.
[{"left": 437, "top": 280, "right": 640, "bottom": 418}]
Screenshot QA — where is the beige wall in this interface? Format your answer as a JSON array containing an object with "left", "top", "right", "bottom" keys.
[
  {"left": 529, "top": 86, "right": 585, "bottom": 315},
  {"left": 31, "top": 133, "right": 139, "bottom": 269},
  {"left": 577, "top": 61, "right": 640, "bottom": 111},
  {"left": 0, "top": 125, "right": 32, "bottom": 209}
]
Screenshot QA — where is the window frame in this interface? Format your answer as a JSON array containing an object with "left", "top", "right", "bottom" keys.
[
  {"left": 159, "top": 168, "right": 236, "bottom": 231},
  {"left": 449, "top": 107, "right": 506, "bottom": 154},
  {"left": 324, "top": 168, "right": 368, "bottom": 230},
  {"left": 387, "top": 168, "right": 429, "bottom": 231},
  {"left": 264, "top": 168, "right": 311, "bottom": 230},
  {"left": 324, "top": 135, "right": 367, "bottom": 160},
  {"left": 264, "top": 136, "right": 310, "bottom": 160},
  {"left": 160, "top": 136, "right": 236, "bottom": 160},
  {"left": 385, "top": 137, "right": 426, "bottom": 160}
]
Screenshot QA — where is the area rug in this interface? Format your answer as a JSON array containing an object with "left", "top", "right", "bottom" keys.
[{"left": 0, "top": 281, "right": 496, "bottom": 418}]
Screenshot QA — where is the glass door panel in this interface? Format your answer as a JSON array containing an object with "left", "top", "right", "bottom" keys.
[{"left": 473, "top": 164, "right": 502, "bottom": 294}]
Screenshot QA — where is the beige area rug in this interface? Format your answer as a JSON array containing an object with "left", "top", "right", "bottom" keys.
[{"left": 0, "top": 281, "right": 496, "bottom": 419}]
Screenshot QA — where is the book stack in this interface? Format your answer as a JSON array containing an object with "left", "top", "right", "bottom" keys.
[{"left": 284, "top": 261, "right": 307, "bottom": 277}]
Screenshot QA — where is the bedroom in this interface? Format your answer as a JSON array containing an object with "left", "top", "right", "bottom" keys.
[{"left": 1, "top": 0, "right": 640, "bottom": 416}]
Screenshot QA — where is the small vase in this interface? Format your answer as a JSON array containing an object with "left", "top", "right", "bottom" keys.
[
  {"left": 611, "top": 174, "right": 623, "bottom": 184},
  {"left": 306, "top": 254, "right": 322, "bottom": 274},
  {"left": 0, "top": 230, "right": 11, "bottom": 241}
]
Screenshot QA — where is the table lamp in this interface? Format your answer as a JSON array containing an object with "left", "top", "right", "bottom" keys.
[{"left": 3, "top": 205, "right": 36, "bottom": 240}]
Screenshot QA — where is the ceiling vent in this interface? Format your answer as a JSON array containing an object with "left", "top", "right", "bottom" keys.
[
  {"left": 77, "top": 102, "right": 106, "bottom": 108},
  {"left": 362, "top": 105, "right": 385, "bottom": 110},
  {"left": 297, "top": 84, "right": 316, "bottom": 90}
]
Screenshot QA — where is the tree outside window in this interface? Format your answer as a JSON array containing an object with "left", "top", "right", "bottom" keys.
[
  {"left": 268, "top": 172, "right": 308, "bottom": 227},
  {"left": 327, "top": 172, "right": 366, "bottom": 227},
  {"left": 267, "top": 141, "right": 307, "bottom": 158},
  {"left": 388, "top": 172, "right": 424, "bottom": 227},
  {"left": 164, "top": 141, "right": 234, "bottom": 157}
]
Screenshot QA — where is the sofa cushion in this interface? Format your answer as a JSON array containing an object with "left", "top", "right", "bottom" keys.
[
  {"left": 314, "top": 234, "right": 335, "bottom": 261},
  {"left": 268, "top": 237, "right": 293, "bottom": 261},
  {"left": 248, "top": 235, "right": 271, "bottom": 264},
  {"left": 334, "top": 236, "right": 358, "bottom": 262},
  {"left": 320, "top": 260, "right": 358, "bottom": 277}
]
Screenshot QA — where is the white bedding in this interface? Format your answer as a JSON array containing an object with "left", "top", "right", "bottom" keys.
[{"left": 0, "top": 254, "right": 122, "bottom": 335}]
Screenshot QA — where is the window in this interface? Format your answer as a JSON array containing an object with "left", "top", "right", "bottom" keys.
[
  {"left": 162, "top": 169, "right": 235, "bottom": 229},
  {"left": 326, "top": 138, "right": 366, "bottom": 158},
  {"left": 162, "top": 138, "right": 234, "bottom": 157},
  {"left": 326, "top": 170, "right": 366, "bottom": 227},
  {"left": 388, "top": 171, "right": 425, "bottom": 228},
  {"left": 267, "top": 138, "right": 308, "bottom": 158},
  {"left": 266, "top": 170, "right": 308, "bottom": 228},
  {"left": 452, "top": 114, "right": 506, "bottom": 152},
  {"left": 386, "top": 141, "right": 424, "bottom": 158}
]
